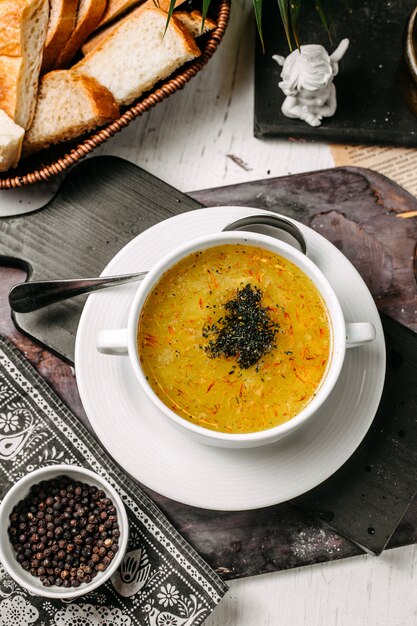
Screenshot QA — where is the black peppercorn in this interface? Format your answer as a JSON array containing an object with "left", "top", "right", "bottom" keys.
[{"left": 8, "top": 475, "right": 120, "bottom": 589}]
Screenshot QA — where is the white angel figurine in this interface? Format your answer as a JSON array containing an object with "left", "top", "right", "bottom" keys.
[{"left": 273, "top": 38, "right": 349, "bottom": 127}]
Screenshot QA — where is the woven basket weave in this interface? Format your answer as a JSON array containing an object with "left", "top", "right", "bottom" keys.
[{"left": 0, "top": 0, "right": 230, "bottom": 189}]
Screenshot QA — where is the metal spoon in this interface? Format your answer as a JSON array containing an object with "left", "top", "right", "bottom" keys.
[
  {"left": 9, "top": 214, "right": 306, "bottom": 313},
  {"left": 9, "top": 272, "right": 149, "bottom": 313}
]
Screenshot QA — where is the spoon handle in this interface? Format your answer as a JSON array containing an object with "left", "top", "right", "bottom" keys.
[
  {"left": 9, "top": 272, "right": 148, "bottom": 313},
  {"left": 9, "top": 215, "right": 307, "bottom": 314}
]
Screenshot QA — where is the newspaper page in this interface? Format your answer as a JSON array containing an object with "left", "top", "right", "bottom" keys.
[{"left": 331, "top": 144, "right": 417, "bottom": 200}]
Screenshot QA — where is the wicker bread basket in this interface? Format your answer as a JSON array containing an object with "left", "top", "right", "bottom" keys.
[{"left": 0, "top": 0, "right": 230, "bottom": 189}]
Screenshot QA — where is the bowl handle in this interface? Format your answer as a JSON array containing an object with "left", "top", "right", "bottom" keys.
[
  {"left": 97, "top": 329, "right": 129, "bottom": 355},
  {"left": 346, "top": 322, "right": 376, "bottom": 348}
]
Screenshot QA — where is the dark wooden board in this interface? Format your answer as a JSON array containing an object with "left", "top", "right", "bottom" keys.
[
  {"left": 254, "top": 0, "right": 417, "bottom": 145},
  {"left": 1, "top": 156, "right": 417, "bottom": 576}
]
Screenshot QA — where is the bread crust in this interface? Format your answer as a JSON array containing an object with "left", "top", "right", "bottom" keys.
[
  {"left": 42, "top": 0, "right": 79, "bottom": 73},
  {"left": 170, "top": 13, "right": 201, "bottom": 58},
  {"left": 55, "top": 0, "right": 107, "bottom": 68},
  {"left": 174, "top": 10, "right": 217, "bottom": 36},
  {"left": 0, "top": 0, "right": 28, "bottom": 57},
  {"left": 0, "top": 0, "right": 49, "bottom": 128},
  {"left": 0, "top": 57, "right": 21, "bottom": 120},
  {"left": 79, "top": 73, "right": 120, "bottom": 120}
]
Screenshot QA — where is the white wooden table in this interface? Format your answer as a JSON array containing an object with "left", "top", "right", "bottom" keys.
[{"left": 2, "top": 1, "right": 417, "bottom": 624}]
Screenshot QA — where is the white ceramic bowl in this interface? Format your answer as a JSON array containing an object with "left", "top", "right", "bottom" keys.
[
  {"left": 97, "top": 231, "right": 375, "bottom": 448},
  {"left": 0, "top": 465, "right": 129, "bottom": 599}
]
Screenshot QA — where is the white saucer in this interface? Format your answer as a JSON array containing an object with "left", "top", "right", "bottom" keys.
[{"left": 75, "top": 207, "right": 386, "bottom": 511}]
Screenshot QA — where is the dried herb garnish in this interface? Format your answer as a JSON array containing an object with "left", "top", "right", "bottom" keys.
[{"left": 202, "top": 284, "right": 279, "bottom": 369}]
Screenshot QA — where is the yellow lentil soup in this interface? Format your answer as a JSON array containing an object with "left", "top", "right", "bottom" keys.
[{"left": 137, "top": 244, "right": 331, "bottom": 434}]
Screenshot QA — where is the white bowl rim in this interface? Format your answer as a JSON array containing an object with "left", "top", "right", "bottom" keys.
[
  {"left": 127, "top": 230, "right": 346, "bottom": 443},
  {"left": 0, "top": 464, "right": 128, "bottom": 599}
]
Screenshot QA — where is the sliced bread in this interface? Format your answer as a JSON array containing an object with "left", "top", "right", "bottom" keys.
[
  {"left": 41, "top": 0, "right": 79, "bottom": 73},
  {"left": 74, "top": 6, "right": 200, "bottom": 106},
  {"left": 23, "top": 70, "right": 119, "bottom": 154},
  {"left": 81, "top": 0, "right": 183, "bottom": 58},
  {"left": 174, "top": 10, "right": 217, "bottom": 37},
  {"left": 82, "top": 4, "right": 213, "bottom": 56},
  {"left": 55, "top": 0, "right": 107, "bottom": 68},
  {"left": 0, "top": 0, "right": 49, "bottom": 129},
  {"left": 0, "top": 109, "right": 25, "bottom": 171}
]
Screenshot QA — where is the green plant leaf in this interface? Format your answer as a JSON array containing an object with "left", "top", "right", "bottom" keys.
[
  {"left": 289, "top": 0, "right": 302, "bottom": 49},
  {"left": 253, "top": 0, "right": 265, "bottom": 52},
  {"left": 164, "top": 0, "right": 178, "bottom": 34},
  {"left": 201, "top": 0, "right": 212, "bottom": 31},
  {"left": 276, "top": 0, "right": 293, "bottom": 50},
  {"left": 315, "top": 0, "right": 333, "bottom": 44}
]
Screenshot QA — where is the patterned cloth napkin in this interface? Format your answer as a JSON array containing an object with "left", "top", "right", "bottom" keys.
[{"left": 0, "top": 337, "right": 228, "bottom": 626}]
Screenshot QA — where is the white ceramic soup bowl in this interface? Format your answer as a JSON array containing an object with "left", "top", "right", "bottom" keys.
[{"left": 97, "top": 231, "right": 375, "bottom": 448}]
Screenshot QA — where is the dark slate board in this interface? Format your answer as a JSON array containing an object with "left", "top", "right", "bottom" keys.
[
  {"left": 1, "top": 155, "right": 417, "bottom": 558},
  {"left": 254, "top": 0, "right": 417, "bottom": 145},
  {"left": 293, "top": 313, "right": 417, "bottom": 555}
]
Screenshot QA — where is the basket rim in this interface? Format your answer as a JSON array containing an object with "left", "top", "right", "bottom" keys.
[{"left": 0, "top": 0, "right": 231, "bottom": 190}]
